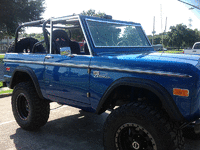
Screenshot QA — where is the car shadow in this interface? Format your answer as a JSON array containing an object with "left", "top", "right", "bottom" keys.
[
  {"left": 10, "top": 107, "right": 200, "bottom": 150},
  {"left": 10, "top": 109, "right": 109, "bottom": 150}
]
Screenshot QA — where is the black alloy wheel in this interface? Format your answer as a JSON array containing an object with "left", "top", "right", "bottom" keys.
[
  {"left": 16, "top": 93, "right": 30, "bottom": 120},
  {"left": 116, "top": 123, "right": 157, "bottom": 150},
  {"left": 103, "top": 101, "right": 184, "bottom": 150}
]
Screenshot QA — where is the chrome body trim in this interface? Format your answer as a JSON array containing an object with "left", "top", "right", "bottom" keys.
[
  {"left": 4, "top": 59, "right": 192, "bottom": 78},
  {"left": 4, "top": 59, "right": 44, "bottom": 65},
  {"left": 85, "top": 18, "right": 139, "bottom": 26},
  {"left": 51, "top": 15, "right": 79, "bottom": 22},
  {"left": 43, "top": 62, "right": 89, "bottom": 68},
  {"left": 78, "top": 16, "right": 93, "bottom": 56},
  {"left": 89, "top": 65, "right": 192, "bottom": 78},
  {"left": 50, "top": 18, "right": 53, "bottom": 54}
]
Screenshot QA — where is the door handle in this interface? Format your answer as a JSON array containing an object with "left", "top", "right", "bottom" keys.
[{"left": 45, "top": 55, "right": 54, "bottom": 59}]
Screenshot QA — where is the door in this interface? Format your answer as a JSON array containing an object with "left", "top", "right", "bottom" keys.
[{"left": 44, "top": 54, "right": 91, "bottom": 104}]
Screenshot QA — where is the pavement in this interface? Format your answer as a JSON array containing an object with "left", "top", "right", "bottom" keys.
[{"left": 0, "top": 95, "right": 200, "bottom": 150}]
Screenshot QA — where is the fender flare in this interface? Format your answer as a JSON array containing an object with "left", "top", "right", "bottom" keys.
[
  {"left": 10, "top": 66, "right": 44, "bottom": 99},
  {"left": 96, "top": 77, "right": 185, "bottom": 122}
]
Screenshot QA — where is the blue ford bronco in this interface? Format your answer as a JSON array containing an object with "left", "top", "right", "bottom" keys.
[{"left": 3, "top": 14, "right": 200, "bottom": 150}]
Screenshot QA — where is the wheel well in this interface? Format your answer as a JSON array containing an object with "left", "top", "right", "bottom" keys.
[
  {"left": 104, "top": 85, "right": 162, "bottom": 111},
  {"left": 11, "top": 71, "right": 33, "bottom": 89}
]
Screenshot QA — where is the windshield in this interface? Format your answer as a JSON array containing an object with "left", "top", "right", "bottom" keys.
[{"left": 86, "top": 19, "right": 151, "bottom": 47}]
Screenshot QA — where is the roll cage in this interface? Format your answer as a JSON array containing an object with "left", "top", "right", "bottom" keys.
[
  {"left": 13, "top": 14, "right": 91, "bottom": 55},
  {"left": 13, "top": 14, "right": 150, "bottom": 55}
]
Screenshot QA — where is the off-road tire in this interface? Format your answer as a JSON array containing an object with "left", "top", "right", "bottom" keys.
[
  {"left": 103, "top": 101, "right": 184, "bottom": 150},
  {"left": 7, "top": 37, "right": 45, "bottom": 53},
  {"left": 12, "top": 82, "right": 50, "bottom": 131}
]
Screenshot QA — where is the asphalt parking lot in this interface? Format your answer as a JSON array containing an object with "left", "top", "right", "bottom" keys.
[{"left": 0, "top": 96, "right": 200, "bottom": 150}]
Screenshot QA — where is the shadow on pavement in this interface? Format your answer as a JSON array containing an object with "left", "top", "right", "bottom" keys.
[{"left": 10, "top": 110, "right": 109, "bottom": 150}]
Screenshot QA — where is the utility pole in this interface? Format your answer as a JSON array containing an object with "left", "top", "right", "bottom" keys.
[
  {"left": 164, "top": 17, "right": 167, "bottom": 41},
  {"left": 152, "top": 16, "right": 156, "bottom": 45},
  {"left": 160, "top": 4, "right": 164, "bottom": 52},
  {"left": 188, "top": 17, "right": 192, "bottom": 28},
  {"left": 164, "top": 17, "right": 167, "bottom": 33}
]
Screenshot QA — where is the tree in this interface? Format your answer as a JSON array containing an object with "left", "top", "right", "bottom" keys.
[
  {"left": 148, "top": 24, "right": 200, "bottom": 49},
  {"left": 147, "top": 34, "right": 162, "bottom": 45},
  {"left": 164, "top": 24, "right": 200, "bottom": 49},
  {"left": 81, "top": 9, "right": 105, "bottom": 18},
  {"left": 68, "top": 10, "right": 106, "bottom": 43},
  {"left": 0, "top": 0, "right": 45, "bottom": 36}
]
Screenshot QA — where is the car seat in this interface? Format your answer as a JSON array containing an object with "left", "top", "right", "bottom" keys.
[{"left": 52, "top": 30, "right": 80, "bottom": 54}]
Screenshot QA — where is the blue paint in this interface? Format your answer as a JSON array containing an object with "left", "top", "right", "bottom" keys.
[{"left": 3, "top": 15, "right": 200, "bottom": 122}]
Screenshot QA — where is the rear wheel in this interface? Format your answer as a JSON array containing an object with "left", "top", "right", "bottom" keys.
[
  {"left": 12, "top": 82, "right": 50, "bottom": 131},
  {"left": 103, "top": 101, "right": 184, "bottom": 150}
]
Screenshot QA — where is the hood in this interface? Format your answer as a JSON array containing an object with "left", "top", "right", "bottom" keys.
[
  {"left": 99, "top": 52, "right": 200, "bottom": 76},
  {"left": 116, "top": 52, "right": 200, "bottom": 66}
]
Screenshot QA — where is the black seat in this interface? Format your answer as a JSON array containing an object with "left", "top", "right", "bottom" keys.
[
  {"left": 52, "top": 30, "right": 80, "bottom": 54},
  {"left": 84, "top": 43, "right": 90, "bottom": 55}
]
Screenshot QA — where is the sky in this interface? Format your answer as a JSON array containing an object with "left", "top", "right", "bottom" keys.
[{"left": 29, "top": 0, "right": 200, "bottom": 35}]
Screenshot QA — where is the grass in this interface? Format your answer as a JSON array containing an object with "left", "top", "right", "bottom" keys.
[
  {"left": 0, "top": 82, "right": 3, "bottom": 87},
  {"left": 0, "top": 81, "right": 13, "bottom": 95},
  {"left": 0, "top": 89, "right": 12, "bottom": 95},
  {"left": 158, "top": 50, "right": 183, "bottom": 54},
  {"left": 0, "top": 55, "right": 12, "bottom": 95},
  {"left": 0, "top": 55, "right": 4, "bottom": 59}
]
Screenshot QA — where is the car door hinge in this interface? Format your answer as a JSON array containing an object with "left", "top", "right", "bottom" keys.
[
  {"left": 87, "top": 92, "right": 90, "bottom": 98},
  {"left": 87, "top": 68, "right": 91, "bottom": 74}
]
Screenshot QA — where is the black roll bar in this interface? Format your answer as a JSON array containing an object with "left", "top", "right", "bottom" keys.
[{"left": 14, "top": 20, "right": 45, "bottom": 52}]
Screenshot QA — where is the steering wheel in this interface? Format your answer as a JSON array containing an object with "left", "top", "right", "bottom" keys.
[{"left": 117, "top": 40, "right": 129, "bottom": 46}]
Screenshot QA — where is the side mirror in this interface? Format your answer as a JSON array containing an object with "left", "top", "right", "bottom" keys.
[{"left": 60, "top": 47, "right": 71, "bottom": 56}]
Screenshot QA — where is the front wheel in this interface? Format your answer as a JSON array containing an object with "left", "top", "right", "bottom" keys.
[
  {"left": 12, "top": 82, "right": 50, "bottom": 131},
  {"left": 103, "top": 102, "right": 184, "bottom": 150}
]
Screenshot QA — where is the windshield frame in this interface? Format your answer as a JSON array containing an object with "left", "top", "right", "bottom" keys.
[{"left": 85, "top": 18, "right": 152, "bottom": 48}]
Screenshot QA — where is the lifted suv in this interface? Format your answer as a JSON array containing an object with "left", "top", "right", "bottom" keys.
[{"left": 3, "top": 14, "right": 200, "bottom": 150}]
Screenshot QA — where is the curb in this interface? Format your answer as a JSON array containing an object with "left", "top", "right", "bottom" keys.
[{"left": 0, "top": 93, "right": 12, "bottom": 98}]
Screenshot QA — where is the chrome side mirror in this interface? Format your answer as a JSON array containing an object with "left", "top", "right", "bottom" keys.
[{"left": 60, "top": 47, "right": 71, "bottom": 56}]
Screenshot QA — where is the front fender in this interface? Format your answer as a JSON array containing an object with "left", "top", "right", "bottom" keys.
[{"left": 96, "top": 77, "right": 185, "bottom": 122}]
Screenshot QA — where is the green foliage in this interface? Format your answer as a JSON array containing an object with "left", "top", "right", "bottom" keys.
[
  {"left": 148, "top": 24, "right": 200, "bottom": 49},
  {"left": 81, "top": 9, "right": 105, "bottom": 18},
  {"left": 22, "top": 33, "right": 44, "bottom": 41},
  {"left": 70, "top": 29, "right": 84, "bottom": 42},
  {"left": 0, "top": 0, "right": 45, "bottom": 36},
  {"left": 0, "top": 89, "right": 13, "bottom": 94},
  {"left": 147, "top": 34, "right": 162, "bottom": 45},
  {"left": 164, "top": 24, "right": 200, "bottom": 49}
]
